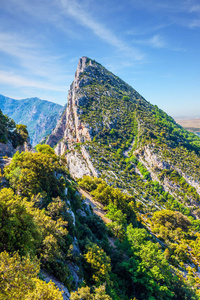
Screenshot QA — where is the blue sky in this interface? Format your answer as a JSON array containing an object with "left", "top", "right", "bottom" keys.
[{"left": 0, "top": 0, "right": 200, "bottom": 117}]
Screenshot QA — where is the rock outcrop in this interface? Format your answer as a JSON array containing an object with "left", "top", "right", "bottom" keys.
[
  {"left": 0, "top": 138, "right": 32, "bottom": 174},
  {"left": 0, "top": 138, "right": 32, "bottom": 158}
]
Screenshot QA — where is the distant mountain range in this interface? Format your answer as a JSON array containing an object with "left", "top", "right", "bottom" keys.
[{"left": 0, "top": 94, "right": 63, "bottom": 146}]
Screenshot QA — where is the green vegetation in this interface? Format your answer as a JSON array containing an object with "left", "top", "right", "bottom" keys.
[
  {"left": 0, "top": 145, "right": 74, "bottom": 297},
  {"left": 78, "top": 175, "right": 199, "bottom": 299},
  {"left": 0, "top": 251, "right": 63, "bottom": 300},
  {"left": 70, "top": 286, "right": 111, "bottom": 300},
  {"left": 1, "top": 143, "right": 200, "bottom": 299},
  {"left": 73, "top": 62, "right": 200, "bottom": 222},
  {"left": 84, "top": 243, "right": 111, "bottom": 285},
  {"left": 4, "top": 144, "right": 66, "bottom": 201}
]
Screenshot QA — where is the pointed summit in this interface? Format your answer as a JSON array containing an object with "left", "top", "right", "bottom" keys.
[
  {"left": 75, "top": 56, "right": 90, "bottom": 77},
  {"left": 46, "top": 55, "right": 148, "bottom": 157}
]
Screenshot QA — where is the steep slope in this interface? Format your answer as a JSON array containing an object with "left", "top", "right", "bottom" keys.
[
  {"left": 0, "top": 94, "right": 63, "bottom": 146},
  {"left": 47, "top": 56, "right": 200, "bottom": 217},
  {"left": 2, "top": 146, "right": 199, "bottom": 300}
]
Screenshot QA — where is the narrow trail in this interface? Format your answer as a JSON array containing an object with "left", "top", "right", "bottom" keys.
[
  {"left": 78, "top": 189, "right": 117, "bottom": 248},
  {"left": 123, "top": 139, "right": 135, "bottom": 157},
  {"left": 78, "top": 188, "right": 111, "bottom": 224}
]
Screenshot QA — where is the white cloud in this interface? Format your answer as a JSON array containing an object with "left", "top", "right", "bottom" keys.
[
  {"left": 132, "top": 34, "right": 167, "bottom": 49},
  {"left": 129, "top": 0, "right": 200, "bottom": 30},
  {"left": 1, "top": 0, "right": 145, "bottom": 62},
  {"left": 149, "top": 35, "right": 166, "bottom": 48},
  {"left": 189, "top": 19, "right": 200, "bottom": 27},
  {"left": 189, "top": 4, "right": 200, "bottom": 13},
  {"left": 0, "top": 70, "right": 66, "bottom": 91},
  {"left": 0, "top": 31, "right": 72, "bottom": 83}
]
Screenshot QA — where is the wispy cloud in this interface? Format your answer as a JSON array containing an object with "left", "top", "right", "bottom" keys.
[
  {"left": 149, "top": 35, "right": 167, "bottom": 48},
  {"left": 133, "top": 34, "right": 167, "bottom": 49},
  {"left": 0, "top": 70, "right": 66, "bottom": 91},
  {"left": 128, "top": 0, "right": 187, "bottom": 13},
  {"left": 0, "top": 28, "right": 74, "bottom": 97},
  {"left": 129, "top": 0, "right": 200, "bottom": 29},
  {"left": 58, "top": 0, "right": 144, "bottom": 61},
  {"left": 0, "top": 31, "right": 72, "bottom": 85},
  {"left": 187, "top": 1, "right": 200, "bottom": 27},
  {"left": 189, "top": 4, "right": 200, "bottom": 13},
  {"left": 2, "top": 0, "right": 145, "bottom": 62},
  {"left": 189, "top": 19, "right": 200, "bottom": 27}
]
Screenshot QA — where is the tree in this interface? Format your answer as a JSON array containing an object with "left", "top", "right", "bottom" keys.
[
  {"left": 0, "top": 188, "right": 39, "bottom": 256},
  {"left": 4, "top": 150, "right": 65, "bottom": 201},
  {"left": 126, "top": 224, "right": 174, "bottom": 299},
  {"left": 0, "top": 251, "right": 63, "bottom": 300},
  {"left": 70, "top": 285, "right": 111, "bottom": 300},
  {"left": 15, "top": 124, "right": 28, "bottom": 143},
  {"left": 105, "top": 203, "right": 127, "bottom": 240},
  {"left": 0, "top": 187, "right": 69, "bottom": 271},
  {"left": 151, "top": 210, "right": 191, "bottom": 242},
  {"left": 84, "top": 243, "right": 111, "bottom": 285},
  {"left": 0, "top": 251, "right": 39, "bottom": 300},
  {"left": 152, "top": 210, "right": 191, "bottom": 232},
  {"left": 26, "top": 279, "right": 63, "bottom": 300}
]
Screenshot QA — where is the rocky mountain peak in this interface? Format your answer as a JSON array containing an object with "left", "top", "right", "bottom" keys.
[
  {"left": 46, "top": 57, "right": 148, "bottom": 178},
  {"left": 47, "top": 57, "right": 200, "bottom": 218}
]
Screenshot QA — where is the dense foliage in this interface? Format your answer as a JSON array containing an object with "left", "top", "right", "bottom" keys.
[
  {"left": 70, "top": 286, "right": 111, "bottom": 300},
  {"left": 1, "top": 142, "right": 200, "bottom": 299},
  {"left": 0, "top": 251, "right": 63, "bottom": 300},
  {"left": 78, "top": 176, "right": 200, "bottom": 299},
  {"left": 4, "top": 144, "right": 66, "bottom": 202},
  {"left": 0, "top": 145, "right": 74, "bottom": 298}
]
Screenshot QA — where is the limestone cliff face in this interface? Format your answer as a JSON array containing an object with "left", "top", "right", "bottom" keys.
[
  {"left": 135, "top": 145, "right": 200, "bottom": 196},
  {"left": 47, "top": 57, "right": 98, "bottom": 178}
]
